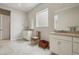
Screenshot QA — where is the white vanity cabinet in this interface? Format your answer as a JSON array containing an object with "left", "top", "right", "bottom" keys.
[
  {"left": 50, "top": 35, "right": 72, "bottom": 55},
  {"left": 50, "top": 35, "right": 61, "bottom": 54},
  {"left": 73, "top": 37, "right": 79, "bottom": 55}
]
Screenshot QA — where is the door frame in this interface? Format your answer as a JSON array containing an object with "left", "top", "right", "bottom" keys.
[{"left": 1, "top": 14, "right": 11, "bottom": 40}]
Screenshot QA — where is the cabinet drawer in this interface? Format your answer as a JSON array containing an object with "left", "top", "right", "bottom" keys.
[
  {"left": 73, "top": 42, "right": 79, "bottom": 53},
  {"left": 73, "top": 37, "right": 79, "bottom": 43},
  {"left": 52, "top": 35, "right": 72, "bottom": 41}
]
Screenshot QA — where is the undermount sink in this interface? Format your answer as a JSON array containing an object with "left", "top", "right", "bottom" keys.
[{"left": 54, "top": 30, "right": 68, "bottom": 33}]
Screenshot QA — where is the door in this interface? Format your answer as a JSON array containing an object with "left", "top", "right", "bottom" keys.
[{"left": 2, "top": 15, "right": 10, "bottom": 40}]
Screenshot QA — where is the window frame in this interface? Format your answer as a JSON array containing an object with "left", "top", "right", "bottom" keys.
[{"left": 36, "top": 8, "right": 48, "bottom": 27}]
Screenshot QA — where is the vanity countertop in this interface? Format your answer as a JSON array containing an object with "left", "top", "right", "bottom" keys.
[{"left": 50, "top": 31, "right": 79, "bottom": 37}]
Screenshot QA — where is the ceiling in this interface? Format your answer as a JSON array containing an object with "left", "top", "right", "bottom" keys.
[
  {"left": 0, "top": 3, "right": 79, "bottom": 13},
  {"left": 0, "top": 3, "right": 39, "bottom": 12}
]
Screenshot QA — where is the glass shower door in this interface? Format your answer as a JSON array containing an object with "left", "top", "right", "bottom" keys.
[
  {"left": 0, "top": 14, "right": 10, "bottom": 40},
  {"left": 2, "top": 15, "right": 10, "bottom": 40}
]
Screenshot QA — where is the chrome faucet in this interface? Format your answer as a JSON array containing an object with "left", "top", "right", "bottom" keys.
[{"left": 69, "top": 26, "right": 77, "bottom": 32}]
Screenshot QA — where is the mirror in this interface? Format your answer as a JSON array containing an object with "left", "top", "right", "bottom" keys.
[{"left": 54, "top": 6, "right": 79, "bottom": 32}]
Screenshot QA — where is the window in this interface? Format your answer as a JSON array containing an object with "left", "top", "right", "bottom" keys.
[{"left": 36, "top": 8, "right": 48, "bottom": 27}]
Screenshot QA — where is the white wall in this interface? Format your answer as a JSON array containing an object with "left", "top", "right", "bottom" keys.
[
  {"left": 0, "top": 5, "right": 28, "bottom": 40},
  {"left": 27, "top": 3, "right": 79, "bottom": 41},
  {"left": 11, "top": 10, "right": 27, "bottom": 40},
  {"left": 48, "top": 3, "right": 79, "bottom": 32},
  {"left": 28, "top": 4, "right": 49, "bottom": 41}
]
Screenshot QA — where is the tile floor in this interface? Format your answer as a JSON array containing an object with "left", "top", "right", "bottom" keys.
[{"left": 0, "top": 40, "right": 50, "bottom": 55}]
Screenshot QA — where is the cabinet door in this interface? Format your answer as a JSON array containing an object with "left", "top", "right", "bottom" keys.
[
  {"left": 50, "top": 35, "right": 72, "bottom": 55},
  {"left": 73, "top": 42, "right": 78, "bottom": 53},
  {"left": 60, "top": 40, "right": 72, "bottom": 55},
  {"left": 73, "top": 37, "right": 79, "bottom": 54},
  {"left": 50, "top": 35, "right": 61, "bottom": 54}
]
